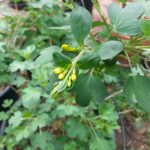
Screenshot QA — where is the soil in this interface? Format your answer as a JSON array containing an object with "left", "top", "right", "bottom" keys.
[{"left": 116, "top": 117, "right": 150, "bottom": 150}]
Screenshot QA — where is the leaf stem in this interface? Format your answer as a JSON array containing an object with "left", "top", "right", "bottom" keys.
[
  {"left": 65, "top": 49, "right": 86, "bottom": 81},
  {"left": 72, "top": 49, "right": 86, "bottom": 64},
  {"left": 125, "top": 45, "right": 150, "bottom": 50},
  {"left": 92, "top": 0, "right": 110, "bottom": 31},
  {"left": 88, "top": 120, "right": 101, "bottom": 149},
  {"left": 124, "top": 49, "right": 133, "bottom": 72}
]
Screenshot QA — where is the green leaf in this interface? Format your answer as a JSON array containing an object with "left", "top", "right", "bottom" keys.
[
  {"left": 28, "top": 113, "right": 50, "bottom": 132},
  {"left": 89, "top": 137, "right": 113, "bottom": 150},
  {"left": 15, "top": 126, "right": 31, "bottom": 142},
  {"left": 74, "top": 74, "right": 91, "bottom": 106},
  {"left": 108, "top": 3, "right": 144, "bottom": 35},
  {"left": 74, "top": 73, "right": 107, "bottom": 106},
  {"left": 53, "top": 52, "right": 72, "bottom": 68},
  {"left": 22, "top": 87, "right": 41, "bottom": 109},
  {"left": 34, "top": 46, "right": 61, "bottom": 66},
  {"left": 70, "top": 6, "right": 92, "bottom": 46},
  {"left": 31, "top": 132, "right": 54, "bottom": 150},
  {"left": 51, "top": 104, "right": 86, "bottom": 119},
  {"left": 9, "top": 60, "right": 26, "bottom": 72},
  {"left": 0, "top": 111, "right": 9, "bottom": 121},
  {"left": 9, "top": 111, "right": 22, "bottom": 128},
  {"left": 98, "top": 103, "right": 119, "bottom": 121},
  {"left": 96, "top": 41, "right": 123, "bottom": 60},
  {"left": 64, "top": 141, "right": 76, "bottom": 150},
  {"left": 66, "top": 118, "right": 87, "bottom": 140},
  {"left": 140, "top": 20, "right": 150, "bottom": 37},
  {"left": 2, "top": 99, "right": 13, "bottom": 108},
  {"left": 124, "top": 75, "right": 150, "bottom": 112},
  {"left": 89, "top": 75, "right": 108, "bottom": 102},
  {"left": 12, "top": 76, "right": 26, "bottom": 87},
  {"left": 36, "top": 113, "right": 50, "bottom": 128},
  {"left": 77, "top": 53, "right": 100, "bottom": 69}
]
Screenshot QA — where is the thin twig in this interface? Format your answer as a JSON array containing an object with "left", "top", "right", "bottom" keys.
[
  {"left": 92, "top": 0, "right": 110, "bottom": 31},
  {"left": 124, "top": 50, "right": 133, "bottom": 72},
  {"left": 105, "top": 89, "right": 123, "bottom": 101},
  {"left": 119, "top": 109, "right": 134, "bottom": 115}
]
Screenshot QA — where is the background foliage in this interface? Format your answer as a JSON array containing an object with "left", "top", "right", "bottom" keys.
[{"left": 0, "top": 0, "right": 150, "bottom": 150}]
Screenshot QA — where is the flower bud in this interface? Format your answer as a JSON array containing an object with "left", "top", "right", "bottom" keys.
[
  {"left": 54, "top": 67, "right": 64, "bottom": 75},
  {"left": 58, "top": 73, "right": 65, "bottom": 80},
  {"left": 61, "top": 44, "right": 77, "bottom": 52},
  {"left": 61, "top": 44, "right": 69, "bottom": 50},
  {"left": 67, "top": 81, "right": 72, "bottom": 87},
  {"left": 71, "top": 74, "right": 76, "bottom": 82}
]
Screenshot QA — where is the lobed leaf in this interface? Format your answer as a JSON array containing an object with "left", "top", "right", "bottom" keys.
[{"left": 108, "top": 3, "right": 144, "bottom": 35}]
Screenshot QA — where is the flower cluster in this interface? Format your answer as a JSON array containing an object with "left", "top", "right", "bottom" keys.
[{"left": 54, "top": 67, "right": 77, "bottom": 87}]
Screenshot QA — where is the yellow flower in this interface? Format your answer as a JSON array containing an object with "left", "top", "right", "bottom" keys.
[
  {"left": 61, "top": 44, "right": 77, "bottom": 52},
  {"left": 61, "top": 44, "right": 69, "bottom": 50},
  {"left": 57, "top": 70, "right": 68, "bottom": 80},
  {"left": 58, "top": 73, "right": 65, "bottom": 80},
  {"left": 71, "top": 74, "right": 76, "bottom": 82},
  {"left": 54, "top": 67, "right": 64, "bottom": 75},
  {"left": 67, "top": 80, "right": 72, "bottom": 87}
]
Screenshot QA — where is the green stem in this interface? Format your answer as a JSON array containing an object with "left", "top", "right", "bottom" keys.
[
  {"left": 88, "top": 120, "right": 101, "bottom": 149},
  {"left": 72, "top": 49, "right": 86, "bottom": 64},
  {"left": 125, "top": 45, "right": 150, "bottom": 50},
  {"left": 92, "top": 0, "right": 110, "bottom": 31},
  {"left": 64, "top": 49, "right": 86, "bottom": 81},
  {"left": 124, "top": 50, "right": 133, "bottom": 72},
  {"left": 89, "top": 32, "right": 98, "bottom": 43}
]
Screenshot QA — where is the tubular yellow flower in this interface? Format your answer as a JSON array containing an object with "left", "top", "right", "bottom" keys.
[
  {"left": 71, "top": 74, "right": 76, "bottom": 82},
  {"left": 67, "top": 80, "right": 72, "bottom": 87},
  {"left": 61, "top": 44, "right": 69, "bottom": 50},
  {"left": 58, "top": 70, "right": 68, "bottom": 80},
  {"left": 61, "top": 44, "right": 77, "bottom": 52},
  {"left": 58, "top": 73, "right": 65, "bottom": 80},
  {"left": 67, "top": 47, "right": 77, "bottom": 52},
  {"left": 54, "top": 67, "right": 64, "bottom": 75}
]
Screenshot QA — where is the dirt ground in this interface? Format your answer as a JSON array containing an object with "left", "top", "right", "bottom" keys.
[{"left": 116, "top": 117, "right": 150, "bottom": 150}]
